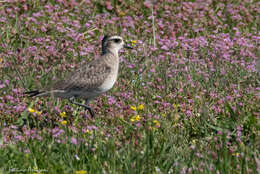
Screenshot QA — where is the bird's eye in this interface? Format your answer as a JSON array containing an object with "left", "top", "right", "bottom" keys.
[{"left": 114, "top": 38, "right": 121, "bottom": 43}]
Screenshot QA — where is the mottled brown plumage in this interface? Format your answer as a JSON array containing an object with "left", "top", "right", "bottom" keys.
[{"left": 52, "top": 55, "right": 112, "bottom": 92}]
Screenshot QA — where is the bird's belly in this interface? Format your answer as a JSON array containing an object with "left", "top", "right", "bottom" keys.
[
  {"left": 98, "top": 73, "right": 117, "bottom": 93},
  {"left": 78, "top": 91, "right": 100, "bottom": 98}
]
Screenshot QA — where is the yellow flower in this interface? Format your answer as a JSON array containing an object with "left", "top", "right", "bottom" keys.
[
  {"left": 161, "top": 113, "right": 166, "bottom": 117},
  {"left": 232, "top": 153, "right": 240, "bottom": 157},
  {"left": 135, "top": 115, "right": 141, "bottom": 121},
  {"left": 131, "top": 104, "right": 144, "bottom": 111},
  {"left": 131, "top": 40, "right": 137, "bottom": 46},
  {"left": 60, "top": 111, "right": 66, "bottom": 118},
  {"left": 191, "top": 139, "right": 197, "bottom": 145},
  {"left": 153, "top": 120, "right": 160, "bottom": 127},
  {"left": 130, "top": 118, "right": 135, "bottom": 122},
  {"left": 61, "top": 120, "right": 67, "bottom": 125},
  {"left": 28, "top": 108, "right": 41, "bottom": 115},
  {"left": 28, "top": 108, "right": 35, "bottom": 113},
  {"left": 137, "top": 104, "right": 144, "bottom": 110},
  {"left": 28, "top": 108, "right": 42, "bottom": 115},
  {"left": 172, "top": 103, "right": 180, "bottom": 109},
  {"left": 130, "top": 106, "right": 137, "bottom": 111},
  {"left": 86, "top": 129, "right": 92, "bottom": 134},
  {"left": 119, "top": 11, "right": 126, "bottom": 17},
  {"left": 35, "top": 110, "right": 42, "bottom": 115},
  {"left": 130, "top": 115, "right": 142, "bottom": 122},
  {"left": 76, "top": 170, "right": 87, "bottom": 174}
]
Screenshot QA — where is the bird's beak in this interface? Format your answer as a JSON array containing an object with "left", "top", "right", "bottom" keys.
[{"left": 124, "top": 44, "right": 133, "bottom": 49}]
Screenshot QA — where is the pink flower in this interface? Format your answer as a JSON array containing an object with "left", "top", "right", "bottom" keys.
[
  {"left": 71, "top": 137, "right": 78, "bottom": 145},
  {"left": 161, "top": 45, "right": 169, "bottom": 51},
  {"left": 0, "top": 84, "right": 5, "bottom": 88}
]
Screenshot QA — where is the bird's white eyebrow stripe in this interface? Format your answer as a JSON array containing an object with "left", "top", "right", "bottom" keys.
[{"left": 109, "top": 36, "right": 122, "bottom": 40}]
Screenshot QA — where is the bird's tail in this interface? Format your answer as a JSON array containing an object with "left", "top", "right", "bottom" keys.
[{"left": 24, "top": 90, "right": 43, "bottom": 97}]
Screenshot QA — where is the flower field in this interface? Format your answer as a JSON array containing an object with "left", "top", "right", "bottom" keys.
[{"left": 0, "top": 0, "right": 259, "bottom": 173}]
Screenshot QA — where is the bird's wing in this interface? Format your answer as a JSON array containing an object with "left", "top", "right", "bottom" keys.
[{"left": 49, "top": 57, "right": 111, "bottom": 92}]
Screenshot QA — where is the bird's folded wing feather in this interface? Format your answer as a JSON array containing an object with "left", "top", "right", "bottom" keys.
[{"left": 49, "top": 58, "right": 111, "bottom": 91}]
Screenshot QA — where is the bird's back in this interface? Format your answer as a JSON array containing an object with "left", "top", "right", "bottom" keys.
[{"left": 52, "top": 55, "right": 112, "bottom": 92}]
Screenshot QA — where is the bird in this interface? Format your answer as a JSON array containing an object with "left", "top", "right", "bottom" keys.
[{"left": 25, "top": 34, "right": 133, "bottom": 117}]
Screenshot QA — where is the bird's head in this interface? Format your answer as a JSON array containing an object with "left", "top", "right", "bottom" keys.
[{"left": 101, "top": 35, "right": 133, "bottom": 55}]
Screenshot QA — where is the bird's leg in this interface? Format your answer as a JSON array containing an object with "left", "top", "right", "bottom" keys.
[
  {"left": 68, "top": 97, "right": 95, "bottom": 117},
  {"left": 84, "top": 99, "right": 95, "bottom": 117}
]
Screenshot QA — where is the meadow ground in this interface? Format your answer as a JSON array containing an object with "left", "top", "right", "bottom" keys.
[{"left": 0, "top": 0, "right": 259, "bottom": 174}]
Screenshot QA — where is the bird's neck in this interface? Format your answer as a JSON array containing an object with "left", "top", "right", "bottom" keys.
[
  {"left": 102, "top": 48, "right": 119, "bottom": 57},
  {"left": 102, "top": 49, "right": 119, "bottom": 64}
]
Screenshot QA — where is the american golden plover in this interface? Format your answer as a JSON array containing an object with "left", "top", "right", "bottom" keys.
[{"left": 25, "top": 35, "right": 133, "bottom": 117}]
